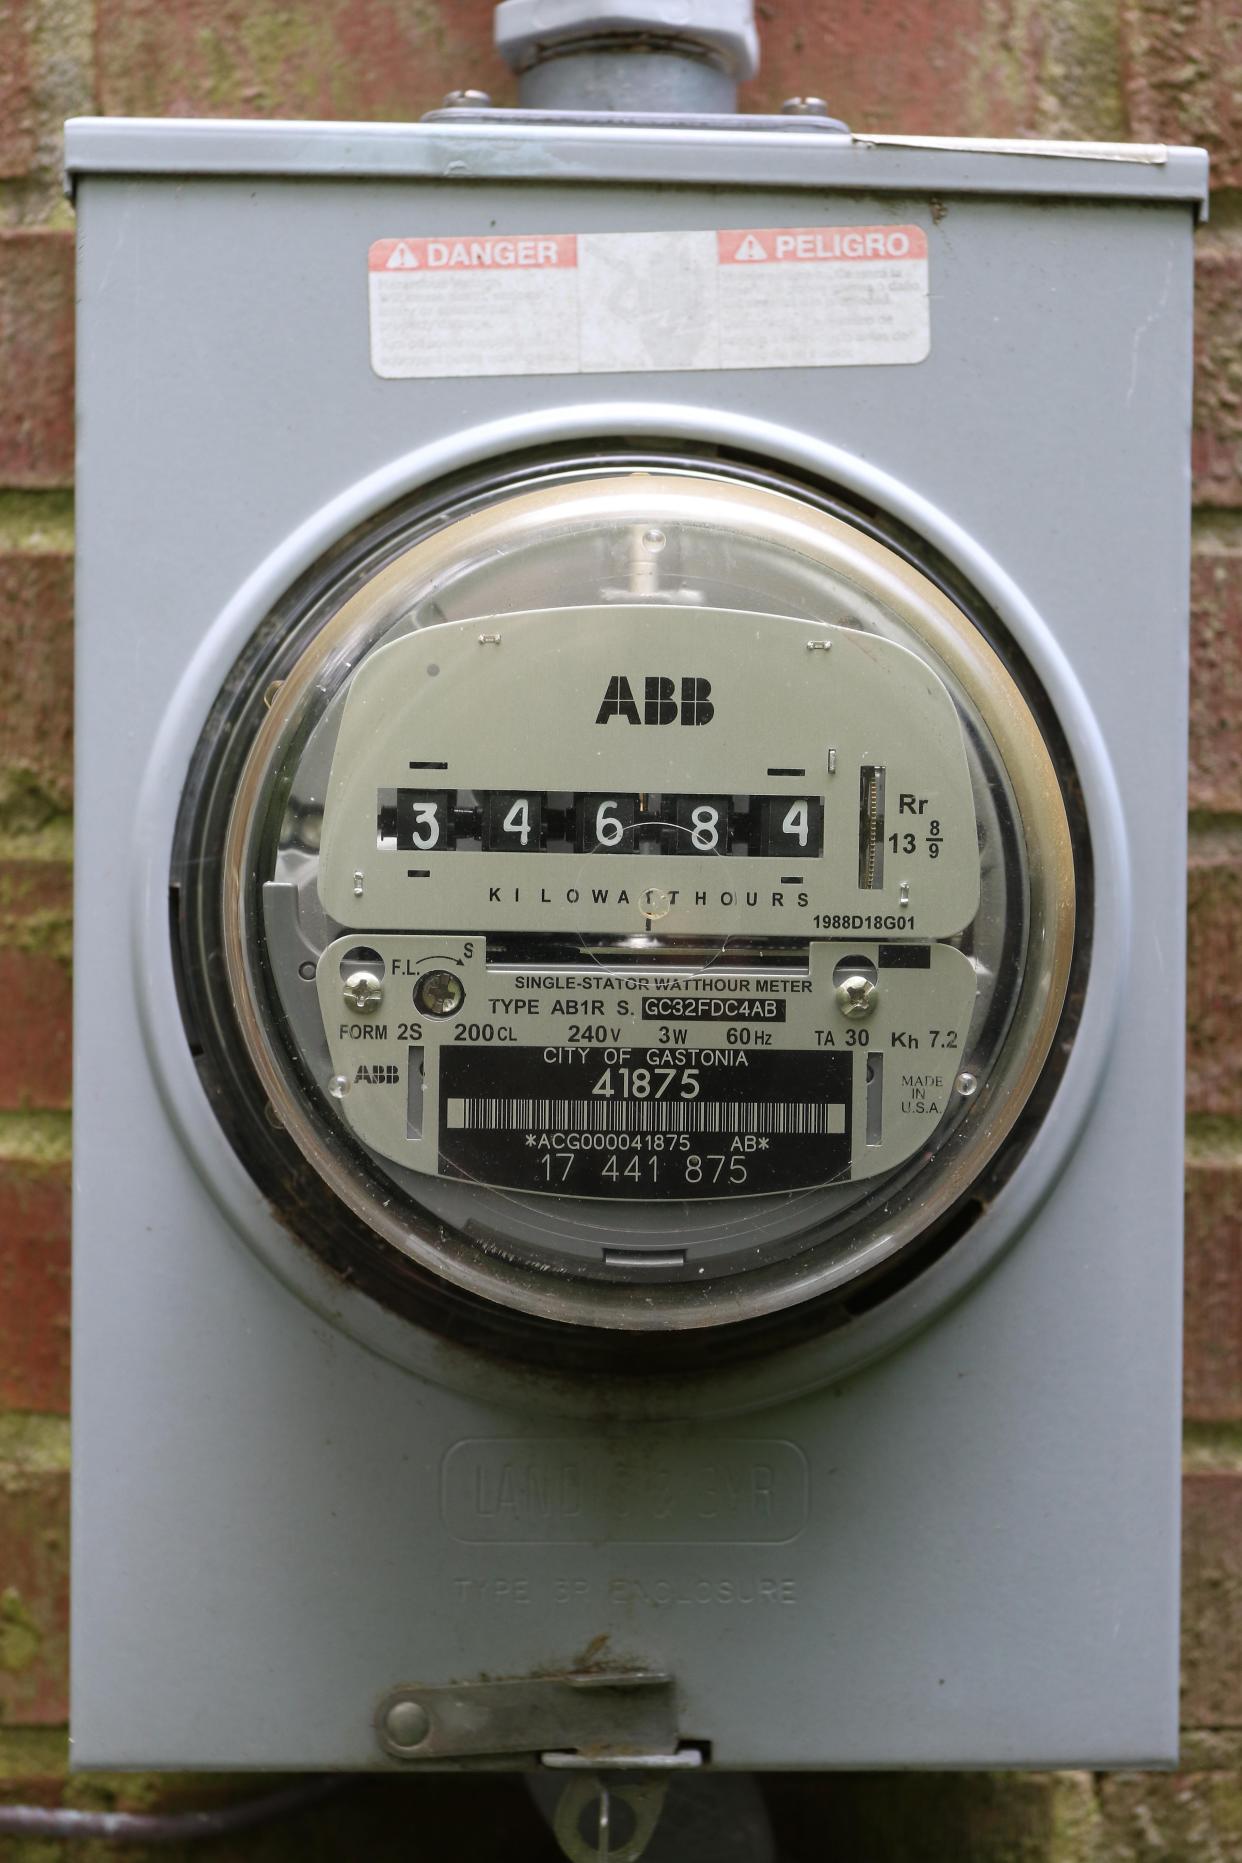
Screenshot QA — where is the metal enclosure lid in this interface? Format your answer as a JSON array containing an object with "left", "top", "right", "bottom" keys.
[
  {"left": 69, "top": 115, "right": 1196, "bottom": 1768},
  {"left": 62, "top": 116, "right": 1210, "bottom": 218}
]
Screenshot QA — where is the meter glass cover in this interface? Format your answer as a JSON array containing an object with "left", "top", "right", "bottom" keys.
[{"left": 189, "top": 468, "right": 1076, "bottom": 1336}]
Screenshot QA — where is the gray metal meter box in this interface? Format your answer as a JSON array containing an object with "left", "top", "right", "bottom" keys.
[{"left": 67, "top": 107, "right": 1206, "bottom": 1774}]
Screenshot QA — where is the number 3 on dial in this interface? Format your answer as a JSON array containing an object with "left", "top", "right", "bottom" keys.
[{"left": 396, "top": 789, "right": 453, "bottom": 851}]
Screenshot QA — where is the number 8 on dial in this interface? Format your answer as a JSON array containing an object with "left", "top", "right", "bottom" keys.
[{"left": 673, "top": 794, "right": 731, "bottom": 854}]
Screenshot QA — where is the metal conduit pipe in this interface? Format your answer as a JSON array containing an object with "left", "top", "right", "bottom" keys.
[{"left": 494, "top": 0, "right": 760, "bottom": 113}]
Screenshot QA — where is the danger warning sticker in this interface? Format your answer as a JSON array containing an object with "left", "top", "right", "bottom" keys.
[
  {"left": 368, "top": 224, "right": 929, "bottom": 379},
  {"left": 371, "top": 235, "right": 578, "bottom": 273},
  {"left": 718, "top": 226, "right": 927, "bottom": 264}
]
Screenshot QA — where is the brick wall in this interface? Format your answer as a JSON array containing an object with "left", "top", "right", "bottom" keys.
[{"left": 1, "top": 2, "right": 1238, "bottom": 1855}]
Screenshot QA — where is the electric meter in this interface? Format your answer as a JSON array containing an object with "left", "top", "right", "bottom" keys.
[{"left": 175, "top": 463, "right": 1076, "bottom": 1345}]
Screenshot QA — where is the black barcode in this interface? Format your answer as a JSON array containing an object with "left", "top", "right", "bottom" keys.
[{"left": 445, "top": 1098, "right": 845, "bottom": 1135}]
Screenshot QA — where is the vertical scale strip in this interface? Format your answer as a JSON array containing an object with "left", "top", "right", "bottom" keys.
[{"left": 858, "top": 764, "right": 886, "bottom": 889}]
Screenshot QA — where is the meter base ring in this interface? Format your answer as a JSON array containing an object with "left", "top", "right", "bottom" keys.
[{"left": 170, "top": 443, "right": 1091, "bottom": 1378}]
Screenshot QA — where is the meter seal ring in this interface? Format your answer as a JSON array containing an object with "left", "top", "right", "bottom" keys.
[
  {"left": 212, "top": 471, "right": 1065, "bottom": 1312},
  {"left": 143, "top": 403, "right": 1128, "bottom": 1419},
  {"left": 214, "top": 473, "right": 1069, "bottom": 1317},
  {"left": 158, "top": 426, "right": 1117, "bottom": 1408}
]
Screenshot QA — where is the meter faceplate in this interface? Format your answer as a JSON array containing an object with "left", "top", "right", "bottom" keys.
[
  {"left": 205, "top": 468, "right": 1074, "bottom": 1330},
  {"left": 317, "top": 935, "right": 977, "bottom": 1203},
  {"left": 319, "top": 606, "right": 979, "bottom": 938}
]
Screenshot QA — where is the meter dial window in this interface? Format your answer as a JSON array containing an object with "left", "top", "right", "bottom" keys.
[{"left": 177, "top": 466, "right": 1078, "bottom": 1340}]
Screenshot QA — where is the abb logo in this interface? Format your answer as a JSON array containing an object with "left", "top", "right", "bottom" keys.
[{"left": 595, "top": 676, "right": 715, "bottom": 726}]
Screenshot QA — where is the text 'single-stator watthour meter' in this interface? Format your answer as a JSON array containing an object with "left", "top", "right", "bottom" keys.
[{"left": 68, "top": 10, "right": 1205, "bottom": 1784}]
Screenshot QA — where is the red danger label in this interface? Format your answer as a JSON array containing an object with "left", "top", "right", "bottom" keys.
[
  {"left": 369, "top": 223, "right": 930, "bottom": 379},
  {"left": 717, "top": 225, "right": 927, "bottom": 264},
  {"left": 369, "top": 235, "right": 578, "bottom": 273}
]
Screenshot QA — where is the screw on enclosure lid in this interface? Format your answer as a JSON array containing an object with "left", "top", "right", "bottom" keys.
[
  {"left": 381, "top": 1698, "right": 431, "bottom": 1753},
  {"left": 494, "top": 0, "right": 761, "bottom": 77}
]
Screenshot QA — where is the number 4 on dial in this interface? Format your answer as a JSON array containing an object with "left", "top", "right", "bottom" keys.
[
  {"left": 754, "top": 795, "right": 824, "bottom": 858},
  {"left": 483, "top": 791, "right": 543, "bottom": 852}
]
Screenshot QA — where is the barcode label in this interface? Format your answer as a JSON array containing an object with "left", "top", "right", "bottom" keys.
[
  {"left": 437, "top": 1045, "right": 854, "bottom": 1199},
  {"left": 445, "top": 1097, "right": 846, "bottom": 1135}
]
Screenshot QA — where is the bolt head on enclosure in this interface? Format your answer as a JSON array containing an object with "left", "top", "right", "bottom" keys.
[{"left": 381, "top": 1698, "right": 431, "bottom": 1753}]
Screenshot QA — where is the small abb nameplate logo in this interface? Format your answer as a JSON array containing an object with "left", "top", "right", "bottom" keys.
[{"left": 368, "top": 224, "right": 929, "bottom": 379}]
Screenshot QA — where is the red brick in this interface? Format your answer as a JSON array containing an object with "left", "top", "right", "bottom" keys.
[
  {"left": 0, "top": 1464, "right": 68, "bottom": 1725},
  {"left": 0, "top": 550, "right": 73, "bottom": 816},
  {"left": 0, "top": 863, "right": 71, "bottom": 1113},
  {"left": 91, "top": 0, "right": 1130, "bottom": 137},
  {"left": 1186, "top": 850, "right": 1242, "bottom": 1120},
  {"left": 1191, "top": 540, "right": 1242, "bottom": 812},
  {"left": 0, "top": 1751, "right": 64, "bottom": 1812},
  {"left": 0, "top": 2, "right": 37, "bottom": 179},
  {"left": 1122, "top": 0, "right": 1242, "bottom": 191},
  {"left": 0, "top": 233, "right": 74, "bottom": 491},
  {"left": 0, "top": 1161, "right": 70, "bottom": 1417},
  {"left": 744, "top": 2, "right": 993, "bottom": 132},
  {"left": 1183, "top": 1470, "right": 1242, "bottom": 1727},
  {"left": 741, "top": 1, "right": 1122, "bottom": 138},
  {"left": 1098, "top": 1768, "right": 1242, "bottom": 1856},
  {"left": 96, "top": 0, "right": 514, "bottom": 122},
  {"left": 1194, "top": 240, "right": 1242, "bottom": 509},
  {"left": 1185, "top": 1158, "right": 1242, "bottom": 1423}
]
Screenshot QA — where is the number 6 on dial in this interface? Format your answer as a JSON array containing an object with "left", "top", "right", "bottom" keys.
[{"left": 576, "top": 793, "right": 639, "bottom": 854}]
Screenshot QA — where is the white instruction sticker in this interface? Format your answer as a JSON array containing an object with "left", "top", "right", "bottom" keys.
[{"left": 368, "top": 225, "right": 929, "bottom": 379}]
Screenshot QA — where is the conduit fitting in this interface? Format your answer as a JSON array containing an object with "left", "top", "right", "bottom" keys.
[{"left": 494, "top": 0, "right": 760, "bottom": 114}]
